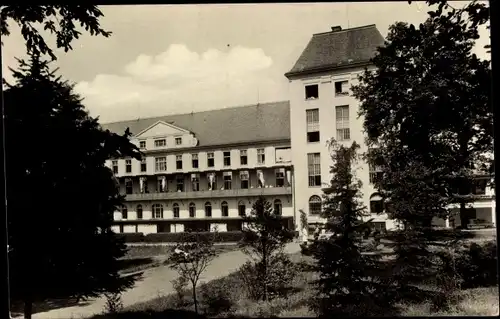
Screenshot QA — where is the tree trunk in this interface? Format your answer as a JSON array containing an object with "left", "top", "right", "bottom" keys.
[
  {"left": 192, "top": 282, "right": 198, "bottom": 314},
  {"left": 459, "top": 202, "right": 468, "bottom": 228},
  {"left": 262, "top": 243, "right": 268, "bottom": 302},
  {"left": 24, "top": 297, "right": 33, "bottom": 319}
]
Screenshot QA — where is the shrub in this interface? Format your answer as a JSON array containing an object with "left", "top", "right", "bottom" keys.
[
  {"left": 143, "top": 231, "right": 243, "bottom": 243},
  {"left": 171, "top": 276, "right": 189, "bottom": 308},
  {"left": 456, "top": 241, "right": 498, "bottom": 288},
  {"left": 103, "top": 292, "right": 124, "bottom": 314},
  {"left": 238, "top": 253, "right": 298, "bottom": 301},
  {"left": 115, "top": 232, "right": 145, "bottom": 243},
  {"left": 199, "top": 280, "right": 235, "bottom": 315}
]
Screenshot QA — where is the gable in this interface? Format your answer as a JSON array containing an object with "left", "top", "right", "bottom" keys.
[{"left": 135, "top": 121, "right": 190, "bottom": 138}]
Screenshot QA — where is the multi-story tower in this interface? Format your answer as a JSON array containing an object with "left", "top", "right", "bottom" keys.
[
  {"left": 286, "top": 24, "right": 495, "bottom": 238},
  {"left": 102, "top": 102, "right": 295, "bottom": 234},
  {"left": 286, "top": 24, "right": 396, "bottom": 239}
]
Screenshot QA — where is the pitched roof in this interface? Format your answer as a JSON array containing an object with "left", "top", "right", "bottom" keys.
[
  {"left": 285, "top": 24, "right": 384, "bottom": 77},
  {"left": 101, "top": 101, "right": 291, "bottom": 147}
]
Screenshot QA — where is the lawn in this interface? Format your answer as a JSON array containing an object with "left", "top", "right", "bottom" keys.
[{"left": 117, "top": 248, "right": 498, "bottom": 318}]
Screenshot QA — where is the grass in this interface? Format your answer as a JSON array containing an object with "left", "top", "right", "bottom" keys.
[{"left": 119, "top": 245, "right": 498, "bottom": 318}]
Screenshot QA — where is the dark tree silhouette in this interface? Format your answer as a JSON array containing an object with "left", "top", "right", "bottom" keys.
[
  {"left": 4, "top": 55, "right": 141, "bottom": 319},
  {"left": 1, "top": 5, "right": 111, "bottom": 61},
  {"left": 311, "top": 140, "right": 395, "bottom": 317}
]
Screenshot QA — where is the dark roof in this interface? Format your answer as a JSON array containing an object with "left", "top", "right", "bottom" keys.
[
  {"left": 286, "top": 24, "right": 384, "bottom": 77},
  {"left": 101, "top": 101, "right": 291, "bottom": 147}
]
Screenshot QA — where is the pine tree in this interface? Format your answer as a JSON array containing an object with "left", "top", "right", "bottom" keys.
[
  {"left": 5, "top": 54, "right": 141, "bottom": 319},
  {"left": 312, "top": 140, "right": 395, "bottom": 317}
]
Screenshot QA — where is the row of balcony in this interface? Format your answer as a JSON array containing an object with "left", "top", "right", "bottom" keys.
[{"left": 124, "top": 186, "right": 293, "bottom": 201}]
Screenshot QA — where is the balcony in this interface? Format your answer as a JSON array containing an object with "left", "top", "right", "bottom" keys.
[{"left": 125, "top": 186, "right": 292, "bottom": 201}]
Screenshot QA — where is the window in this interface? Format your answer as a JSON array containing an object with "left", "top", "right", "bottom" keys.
[
  {"left": 207, "top": 152, "right": 215, "bottom": 167},
  {"left": 305, "top": 84, "right": 319, "bottom": 100},
  {"left": 176, "top": 155, "right": 183, "bottom": 170},
  {"left": 121, "top": 205, "right": 128, "bottom": 219},
  {"left": 221, "top": 201, "right": 229, "bottom": 217},
  {"left": 275, "top": 168, "right": 285, "bottom": 187},
  {"left": 308, "top": 153, "right": 321, "bottom": 187},
  {"left": 136, "top": 205, "right": 143, "bottom": 219},
  {"left": 274, "top": 199, "right": 282, "bottom": 215},
  {"left": 191, "top": 154, "right": 199, "bottom": 169},
  {"left": 112, "top": 160, "right": 118, "bottom": 174},
  {"left": 240, "top": 171, "right": 249, "bottom": 189},
  {"left": 189, "top": 203, "right": 196, "bottom": 218},
  {"left": 257, "top": 148, "right": 265, "bottom": 165},
  {"left": 191, "top": 173, "right": 200, "bottom": 191},
  {"left": 369, "top": 163, "right": 383, "bottom": 184},
  {"left": 176, "top": 175, "right": 184, "bottom": 192},
  {"left": 309, "top": 195, "right": 322, "bottom": 215},
  {"left": 275, "top": 148, "right": 291, "bottom": 163},
  {"left": 223, "top": 151, "right": 231, "bottom": 167},
  {"left": 306, "top": 109, "right": 320, "bottom": 143},
  {"left": 240, "top": 150, "right": 248, "bottom": 165},
  {"left": 335, "top": 80, "right": 349, "bottom": 96},
  {"left": 152, "top": 204, "right": 163, "bottom": 219},
  {"left": 140, "top": 158, "right": 147, "bottom": 172},
  {"left": 155, "top": 157, "right": 167, "bottom": 172},
  {"left": 370, "top": 193, "right": 384, "bottom": 214},
  {"left": 238, "top": 201, "right": 246, "bottom": 217},
  {"left": 205, "top": 202, "right": 212, "bottom": 217},
  {"left": 173, "top": 203, "right": 180, "bottom": 218},
  {"left": 223, "top": 172, "right": 232, "bottom": 190},
  {"left": 157, "top": 176, "right": 166, "bottom": 192},
  {"left": 175, "top": 137, "right": 182, "bottom": 145},
  {"left": 207, "top": 173, "right": 217, "bottom": 190},
  {"left": 139, "top": 141, "right": 146, "bottom": 149},
  {"left": 154, "top": 139, "right": 166, "bottom": 147},
  {"left": 336, "top": 105, "right": 350, "bottom": 141},
  {"left": 125, "top": 159, "right": 132, "bottom": 173},
  {"left": 125, "top": 179, "right": 133, "bottom": 194}
]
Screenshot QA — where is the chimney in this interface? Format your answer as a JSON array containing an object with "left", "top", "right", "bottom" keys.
[{"left": 331, "top": 26, "right": 342, "bottom": 32}]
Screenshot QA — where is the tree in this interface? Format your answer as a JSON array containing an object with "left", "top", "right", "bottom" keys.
[
  {"left": 169, "top": 231, "right": 220, "bottom": 315},
  {"left": 1, "top": 5, "right": 111, "bottom": 61},
  {"left": 352, "top": 0, "right": 493, "bottom": 230},
  {"left": 239, "top": 196, "right": 295, "bottom": 301},
  {"left": 311, "top": 140, "right": 394, "bottom": 316},
  {"left": 5, "top": 55, "right": 141, "bottom": 319}
]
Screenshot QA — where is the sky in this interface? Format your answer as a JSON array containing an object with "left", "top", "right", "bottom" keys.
[{"left": 1, "top": 2, "right": 491, "bottom": 123}]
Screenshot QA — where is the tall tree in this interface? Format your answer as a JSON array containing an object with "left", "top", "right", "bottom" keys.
[
  {"left": 239, "top": 196, "right": 295, "bottom": 301},
  {"left": 352, "top": 0, "right": 493, "bottom": 229},
  {"left": 311, "top": 140, "right": 394, "bottom": 317},
  {"left": 1, "top": 5, "right": 111, "bottom": 61},
  {"left": 4, "top": 55, "right": 141, "bottom": 319}
]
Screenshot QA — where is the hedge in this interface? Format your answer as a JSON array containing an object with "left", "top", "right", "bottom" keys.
[{"left": 115, "top": 231, "right": 245, "bottom": 243}]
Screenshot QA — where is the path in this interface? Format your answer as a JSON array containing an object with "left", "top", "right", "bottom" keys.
[{"left": 19, "top": 242, "right": 300, "bottom": 319}]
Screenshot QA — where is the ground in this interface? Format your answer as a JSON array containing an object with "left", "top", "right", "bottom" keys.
[{"left": 12, "top": 242, "right": 300, "bottom": 319}]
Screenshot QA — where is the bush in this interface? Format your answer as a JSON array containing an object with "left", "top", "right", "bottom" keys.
[
  {"left": 456, "top": 241, "right": 498, "bottom": 288},
  {"left": 143, "top": 231, "right": 244, "bottom": 243},
  {"left": 103, "top": 293, "right": 124, "bottom": 314},
  {"left": 171, "top": 276, "right": 189, "bottom": 308},
  {"left": 115, "top": 232, "right": 145, "bottom": 243},
  {"left": 238, "top": 253, "right": 298, "bottom": 301},
  {"left": 199, "top": 280, "right": 235, "bottom": 315}
]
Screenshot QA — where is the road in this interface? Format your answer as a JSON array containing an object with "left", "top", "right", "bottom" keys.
[{"left": 17, "top": 242, "right": 300, "bottom": 319}]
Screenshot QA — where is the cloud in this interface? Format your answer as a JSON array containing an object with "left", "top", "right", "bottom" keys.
[{"left": 74, "top": 44, "right": 280, "bottom": 122}]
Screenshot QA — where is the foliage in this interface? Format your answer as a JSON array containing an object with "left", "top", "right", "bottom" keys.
[
  {"left": 455, "top": 241, "right": 498, "bottom": 288},
  {"left": 1, "top": 5, "right": 111, "bottom": 61},
  {"left": 103, "top": 293, "right": 124, "bottom": 314},
  {"left": 5, "top": 55, "right": 141, "bottom": 319},
  {"left": 239, "top": 196, "right": 295, "bottom": 301},
  {"left": 199, "top": 280, "right": 234, "bottom": 315},
  {"left": 238, "top": 252, "right": 298, "bottom": 302},
  {"left": 311, "top": 139, "right": 396, "bottom": 317},
  {"left": 171, "top": 277, "right": 189, "bottom": 308},
  {"left": 299, "top": 209, "right": 308, "bottom": 239},
  {"left": 168, "top": 231, "right": 220, "bottom": 314}
]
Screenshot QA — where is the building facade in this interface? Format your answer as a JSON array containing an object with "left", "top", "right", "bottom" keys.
[
  {"left": 104, "top": 24, "right": 495, "bottom": 237},
  {"left": 103, "top": 102, "right": 294, "bottom": 234}
]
